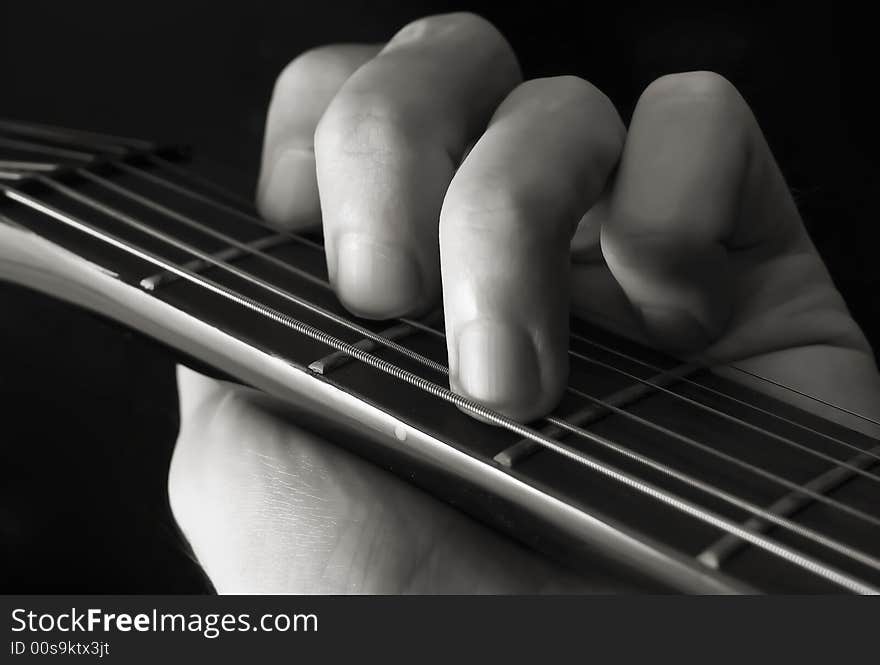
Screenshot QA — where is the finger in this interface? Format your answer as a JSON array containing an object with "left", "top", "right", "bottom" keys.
[
  {"left": 315, "top": 13, "right": 521, "bottom": 318},
  {"left": 257, "top": 44, "right": 379, "bottom": 228},
  {"left": 601, "top": 71, "right": 806, "bottom": 353},
  {"left": 441, "top": 76, "right": 624, "bottom": 420}
]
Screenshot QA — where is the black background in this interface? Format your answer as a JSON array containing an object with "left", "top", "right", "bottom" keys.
[{"left": 1, "top": 1, "right": 877, "bottom": 592}]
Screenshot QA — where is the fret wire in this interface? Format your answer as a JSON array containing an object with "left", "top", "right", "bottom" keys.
[
  {"left": 75, "top": 169, "right": 330, "bottom": 291},
  {"left": 495, "top": 367, "right": 699, "bottom": 468},
  {"left": 376, "top": 309, "right": 880, "bottom": 463},
  {"left": 110, "top": 160, "right": 324, "bottom": 250},
  {"left": 569, "top": 350, "right": 880, "bottom": 484},
  {"left": 87, "top": 164, "right": 451, "bottom": 346},
  {"left": 309, "top": 321, "right": 421, "bottom": 375},
  {"left": 4, "top": 184, "right": 876, "bottom": 594},
  {"left": 546, "top": 413, "right": 880, "bottom": 576},
  {"left": 32, "top": 175, "right": 448, "bottom": 376},
  {"left": 0, "top": 160, "right": 59, "bottom": 172},
  {"left": 698, "top": 445, "right": 880, "bottom": 568},
  {"left": 564, "top": 383, "right": 880, "bottom": 528},
  {"left": 361, "top": 298, "right": 880, "bottom": 482},
  {"left": 140, "top": 233, "right": 292, "bottom": 290},
  {"left": 727, "top": 363, "right": 880, "bottom": 429},
  {"left": 287, "top": 260, "right": 880, "bottom": 532},
  {"left": 571, "top": 333, "right": 880, "bottom": 464}
]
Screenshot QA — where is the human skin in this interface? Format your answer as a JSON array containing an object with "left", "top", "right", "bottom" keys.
[{"left": 168, "top": 13, "right": 880, "bottom": 593}]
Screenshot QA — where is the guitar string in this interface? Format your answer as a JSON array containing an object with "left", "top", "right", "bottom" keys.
[
  {"left": 75, "top": 168, "right": 330, "bottom": 290},
  {"left": 7, "top": 186, "right": 880, "bottom": 582},
  {"left": 559, "top": 383, "right": 880, "bottom": 527},
  {"left": 1, "top": 185, "right": 875, "bottom": 594},
  {"left": 376, "top": 305, "right": 880, "bottom": 476},
  {"left": 6, "top": 133, "right": 880, "bottom": 507},
  {"left": 6, "top": 123, "right": 880, "bottom": 588},
  {"left": 30, "top": 175, "right": 448, "bottom": 375},
  {"left": 542, "top": 409, "right": 880, "bottom": 572},
  {"left": 52, "top": 164, "right": 880, "bottom": 483},
  {"left": 118, "top": 154, "right": 880, "bottom": 431},
  {"left": 38, "top": 163, "right": 880, "bottom": 496},
  {"left": 7, "top": 135, "right": 880, "bottom": 493},
  {"left": 569, "top": 351, "right": 880, "bottom": 485},
  {"left": 56, "top": 174, "right": 880, "bottom": 505},
  {"left": 726, "top": 364, "right": 880, "bottom": 429},
  {"left": 568, "top": 333, "right": 880, "bottom": 463},
  {"left": 146, "top": 155, "right": 260, "bottom": 213},
  {"left": 110, "top": 160, "right": 324, "bottom": 249},
  {"left": 3, "top": 119, "right": 879, "bottom": 431}
]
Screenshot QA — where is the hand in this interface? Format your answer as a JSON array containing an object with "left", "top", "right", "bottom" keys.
[{"left": 169, "top": 13, "right": 880, "bottom": 593}]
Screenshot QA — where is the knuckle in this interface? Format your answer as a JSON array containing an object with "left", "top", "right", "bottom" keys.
[
  {"left": 641, "top": 71, "right": 748, "bottom": 116},
  {"left": 392, "top": 12, "right": 503, "bottom": 48},
  {"left": 316, "top": 90, "right": 422, "bottom": 161},
  {"left": 527, "top": 75, "right": 624, "bottom": 158},
  {"left": 273, "top": 45, "right": 359, "bottom": 97},
  {"left": 388, "top": 13, "right": 518, "bottom": 81},
  {"left": 518, "top": 75, "right": 602, "bottom": 107}
]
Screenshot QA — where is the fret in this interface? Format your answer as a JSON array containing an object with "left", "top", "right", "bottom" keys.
[
  {"left": 494, "top": 364, "right": 701, "bottom": 468},
  {"left": 698, "top": 445, "right": 880, "bottom": 569},
  {"left": 573, "top": 330, "right": 880, "bottom": 464},
  {"left": 309, "top": 321, "right": 423, "bottom": 375},
  {"left": 0, "top": 160, "right": 59, "bottom": 172},
  {"left": 4, "top": 123, "right": 880, "bottom": 593},
  {"left": 571, "top": 346, "right": 880, "bottom": 483},
  {"left": 77, "top": 166, "right": 333, "bottom": 292},
  {"left": 140, "top": 233, "right": 292, "bottom": 290}
]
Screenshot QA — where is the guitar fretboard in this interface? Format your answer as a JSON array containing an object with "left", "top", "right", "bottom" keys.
[{"left": 2, "top": 118, "right": 879, "bottom": 594}]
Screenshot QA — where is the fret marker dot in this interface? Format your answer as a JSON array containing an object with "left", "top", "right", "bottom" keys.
[{"left": 394, "top": 425, "right": 407, "bottom": 442}]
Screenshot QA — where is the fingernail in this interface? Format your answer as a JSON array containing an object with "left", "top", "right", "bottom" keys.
[
  {"left": 454, "top": 320, "right": 540, "bottom": 412},
  {"left": 335, "top": 233, "right": 423, "bottom": 319},
  {"left": 257, "top": 148, "right": 319, "bottom": 227},
  {"left": 638, "top": 305, "right": 713, "bottom": 354}
]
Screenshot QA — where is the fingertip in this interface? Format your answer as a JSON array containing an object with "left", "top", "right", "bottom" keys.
[
  {"left": 450, "top": 320, "right": 567, "bottom": 423},
  {"left": 333, "top": 233, "right": 429, "bottom": 319}
]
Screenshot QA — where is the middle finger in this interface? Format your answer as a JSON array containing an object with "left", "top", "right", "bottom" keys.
[{"left": 314, "top": 12, "right": 521, "bottom": 318}]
